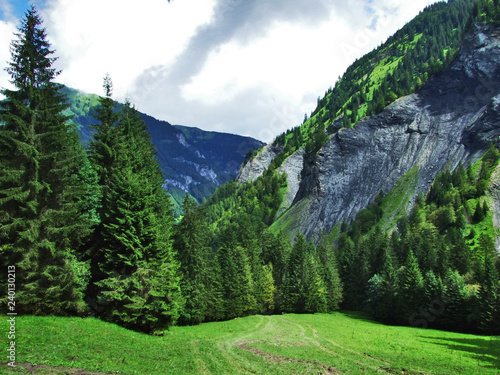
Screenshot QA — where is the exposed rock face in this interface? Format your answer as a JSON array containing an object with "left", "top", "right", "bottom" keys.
[
  {"left": 244, "top": 23, "right": 500, "bottom": 241},
  {"left": 277, "top": 148, "right": 305, "bottom": 213},
  {"left": 237, "top": 144, "right": 281, "bottom": 183}
]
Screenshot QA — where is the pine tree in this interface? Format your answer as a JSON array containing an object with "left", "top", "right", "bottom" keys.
[
  {"left": 262, "top": 263, "right": 277, "bottom": 313},
  {"left": 316, "top": 240, "right": 343, "bottom": 311},
  {"left": 86, "top": 75, "right": 121, "bottom": 291},
  {"left": 0, "top": 6, "right": 93, "bottom": 314},
  {"left": 303, "top": 251, "right": 328, "bottom": 314},
  {"left": 374, "top": 250, "right": 399, "bottom": 323},
  {"left": 89, "top": 98, "right": 182, "bottom": 333},
  {"left": 421, "top": 270, "right": 445, "bottom": 329},
  {"left": 174, "top": 194, "right": 211, "bottom": 325},
  {"left": 337, "top": 232, "right": 367, "bottom": 310},
  {"left": 217, "top": 241, "right": 256, "bottom": 318},
  {"left": 473, "top": 200, "right": 486, "bottom": 223},
  {"left": 441, "top": 270, "right": 472, "bottom": 332},
  {"left": 477, "top": 255, "right": 500, "bottom": 334},
  {"left": 398, "top": 250, "right": 424, "bottom": 325},
  {"left": 447, "top": 227, "right": 471, "bottom": 275},
  {"left": 281, "top": 233, "right": 312, "bottom": 313}
]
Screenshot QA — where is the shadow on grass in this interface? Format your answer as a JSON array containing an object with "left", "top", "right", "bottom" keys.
[
  {"left": 338, "top": 311, "right": 380, "bottom": 324},
  {"left": 420, "top": 336, "right": 500, "bottom": 370}
]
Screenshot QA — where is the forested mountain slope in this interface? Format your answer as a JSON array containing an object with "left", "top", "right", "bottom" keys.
[
  {"left": 239, "top": 1, "right": 500, "bottom": 244},
  {"left": 62, "top": 87, "right": 263, "bottom": 208},
  {"left": 195, "top": 0, "right": 500, "bottom": 333}
]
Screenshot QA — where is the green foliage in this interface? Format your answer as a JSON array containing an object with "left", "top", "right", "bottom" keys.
[
  {"left": 217, "top": 242, "right": 257, "bottom": 318},
  {"left": 265, "top": 0, "right": 475, "bottom": 170},
  {"left": 330, "top": 145, "right": 500, "bottom": 333},
  {"left": 87, "top": 91, "right": 182, "bottom": 333},
  {"left": 474, "top": 0, "right": 500, "bottom": 23},
  {"left": 174, "top": 195, "right": 213, "bottom": 325},
  {"left": 262, "top": 263, "right": 277, "bottom": 312},
  {"left": 0, "top": 6, "right": 93, "bottom": 315},
  {"left": 280, "top": 233, "right": 328, "bottom": 313},
  {"left": 277, "top": 232, "right": 343, "bottom": 314},
  {"left": 399, "top": 250, "right": 425, "bottom": 323},
  {"left": 476, "top": 255, "right": 500, "bottom": 333},
  {"left": 12, "top": 313, "right": 500, "bottom": 374}
]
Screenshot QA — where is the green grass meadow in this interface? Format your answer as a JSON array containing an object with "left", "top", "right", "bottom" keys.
[{"left": 1, "top": 312, "right": 499, "bottom": 374}]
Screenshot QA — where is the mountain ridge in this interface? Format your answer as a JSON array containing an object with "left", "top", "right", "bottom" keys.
[
  {"left": 61, "top": 86, "right": 264, "bottom": 209},
  {"left": 239, "top": 19, "right": 500, "bottom": 243}
]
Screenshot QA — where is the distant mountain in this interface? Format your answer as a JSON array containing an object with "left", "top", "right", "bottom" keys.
[{"left": 60, "top": 86, "right": 264, "bottom": 211}]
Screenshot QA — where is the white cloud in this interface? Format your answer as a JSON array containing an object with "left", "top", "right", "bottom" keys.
[
  {"left": 177, "top": 0, "right": 440, "bottom": 141},
  {"left": 0, "top": 18, "right": 17, "bottom": 92},
  {"left": 0, "top": 0, "right": 442, "bottom": 141},
  {"left": 44, "top": 0, "right": 216, "bottom": 98}
]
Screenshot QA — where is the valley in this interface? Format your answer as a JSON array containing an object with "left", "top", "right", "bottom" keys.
[
  {"left": 2, "top": 313, "right": 499, "bottom": 374},
  {"left": 1, "top": 1, "right": 500, "bottom": 373}
]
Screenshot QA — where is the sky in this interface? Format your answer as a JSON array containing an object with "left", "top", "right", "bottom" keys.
[{"left": 0, "top": 0, "right": 441, "bottom": 142}]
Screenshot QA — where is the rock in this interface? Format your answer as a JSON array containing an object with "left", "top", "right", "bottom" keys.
[
  {"left": 237, "top": 144, "right": 281, "bottom": 183},
  {"left": 275, "top": 23, "right": 500, "bottom": 242},
  {"left": 277, "top": 148, "right": 305, "bottom": 214}
]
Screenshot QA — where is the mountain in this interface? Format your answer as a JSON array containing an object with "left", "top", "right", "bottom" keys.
[
  {"left": 61, "top": 86, "right": 264, "bottom": 210},
  {"left": 238, "top": 1, "right": 500, "bottom": 243}
]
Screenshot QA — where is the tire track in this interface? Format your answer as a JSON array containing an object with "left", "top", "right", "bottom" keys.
[
  {"left": 281, "top": 316, "right": 394, "bottom": 374},
  {"left": 235, "top": 340, "right": 342, "bottom": 375}
]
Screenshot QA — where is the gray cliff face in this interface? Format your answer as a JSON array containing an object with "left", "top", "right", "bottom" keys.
[
  {"left": 237, "top": 144, "right": 281, "bottom": 183},
  {"left": 277, "top": 24, "right": 500, "bottom": 241},
  {"left": 277, "top": 148, "right": 305, "bottom": 213}
]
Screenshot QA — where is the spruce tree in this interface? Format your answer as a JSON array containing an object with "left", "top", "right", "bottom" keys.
[
  {"left": 477, "top": 255, "right": 500, "bottom": 334},
  {"left": 262, "top": 263, "right": 277, "bottom": 313},
  {"left": 303, "top": 252, "right": 328, "bottom": 313},
  {"left": 281, "top": 233, "right": 310, "bottom": 313},
  {"left": 0, "top": 6, "right": 92, "bottom": 314},
  {"left": 441, "top": 270, "right": 471, "bottom": 332},
  {"left": 398, "top": 250, "right": 424, "bottom": 325},
  {"left": 316, "top": 240, "right": 343, "bottom": 311},
  {"left": 217, "top": 240, "right": 256, "bottom": 318},
  {"left": 370, "top": 250, "right": 399, "bottom": 323},
  {"left": 174, "top": 194, "right": 211, "bottom": 325},
  {"left": 86, "top": 75, "right": 121, "bottom": 293},
  {"left": 89, "top": 97, "right": 182, "bottom": 333}
]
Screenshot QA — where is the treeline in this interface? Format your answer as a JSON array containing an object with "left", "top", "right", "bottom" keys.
[
  {"left": 333, "top": 145, "right": 500, "bottom": 334},
  {"left": 0, "top": 7, "right": 344, "bottom": 334},
  {"left": 474, "top": 0, "right": 500, "bottom": 22},
  {"left": 270, "top": 0, "right": 475, "bottom": 170},
  {"left": 172, "top": 168, "right": 343, "bottom": 324},
  {"left": 173, "top": 194, "right": 343, "bottom": 324},
  {"left": 0, "top": 8, "right": 183, "bottom": 334}
]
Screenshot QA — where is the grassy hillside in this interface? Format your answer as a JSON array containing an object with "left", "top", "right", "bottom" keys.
[{"left": 2, "top": 313, "right": 498, "bottom": 374}]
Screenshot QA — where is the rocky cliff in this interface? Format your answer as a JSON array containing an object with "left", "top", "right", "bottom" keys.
[{"left": 241, "top": 23, "right": 500, "bottom": 242}]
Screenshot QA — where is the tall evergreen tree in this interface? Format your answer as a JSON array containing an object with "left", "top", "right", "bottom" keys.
[
  {"left": 0, "top": 6, "right": 93, "bottom": 314},
  {"left": 281, "top": 233, "right": 310, "bottom": 313},
  {"left": 316, "top": 240, "right": 343, "bottom": 311},
  {"left": 477, "top": 255, "right": 500, "bottom": 334},
  {"left": 398, "top": 250, "right": 424, "bottom": 324},
  {"left": 217, "top": 240, "right": 256, "bottom": 318},
  {"left": 441, "top": 270, "right": 472, "bottom": 332},
  {"left": 367, "top": 249, "right": 399, "bottom": 323},
  {"left": 174, "top": 194, "right": 211, "bottom": 325},
  {"left": 89, "top": 97, "right": 182, "bottom": 333},
  {"left": 86, "top": 75, "right": 121, "bottom": 292}
]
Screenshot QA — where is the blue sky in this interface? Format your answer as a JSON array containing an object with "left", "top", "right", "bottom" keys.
[
  {"left": 1, "top": 0, "right": 34, "bottom": 21},
  {"left": 0, "top": 0, "right": 440, "bottom": 141}
]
